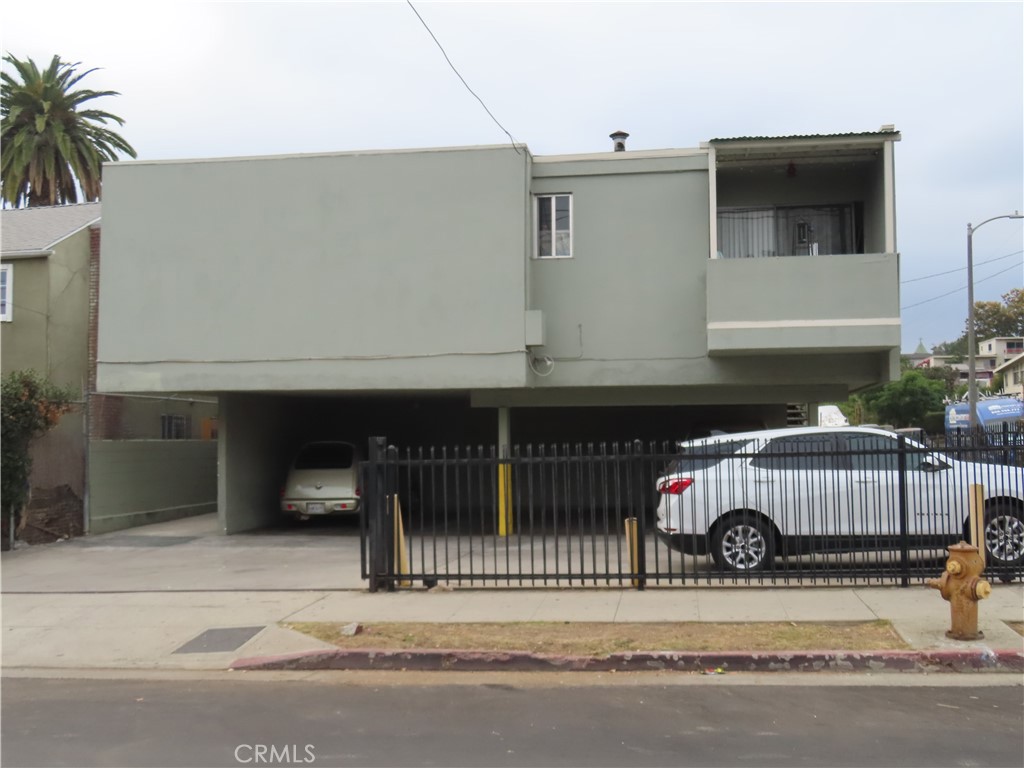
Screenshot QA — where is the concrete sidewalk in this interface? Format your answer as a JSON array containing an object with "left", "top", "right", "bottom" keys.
[{"left": 2, "top": 515, "right": 1022, "bottom": 674}]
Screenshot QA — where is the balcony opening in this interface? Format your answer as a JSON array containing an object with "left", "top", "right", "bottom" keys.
[{"left": 717, "top": 203, "right": 864, "bottom": 259}]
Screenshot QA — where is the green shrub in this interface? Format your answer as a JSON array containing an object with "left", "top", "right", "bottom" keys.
[{"left": 1, "top": 371, "right": 74, "bottom": 525}]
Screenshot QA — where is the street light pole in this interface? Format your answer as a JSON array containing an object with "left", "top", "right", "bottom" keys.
[{"left": 966, "top": 211, "right": 1023, "bottom": 430}]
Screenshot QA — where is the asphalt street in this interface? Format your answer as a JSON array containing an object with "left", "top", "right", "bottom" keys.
[{"left": 2, "top": 676, "right": 1022, "bottom": 768}]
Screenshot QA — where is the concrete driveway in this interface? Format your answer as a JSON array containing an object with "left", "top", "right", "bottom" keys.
[{"left": 1, "top": 514, "right": 366, "bottom": 592}]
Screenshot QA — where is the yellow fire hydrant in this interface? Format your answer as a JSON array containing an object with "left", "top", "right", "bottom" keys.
[{"left": 927, "top": 542, "right": 992, "bottom": 640}]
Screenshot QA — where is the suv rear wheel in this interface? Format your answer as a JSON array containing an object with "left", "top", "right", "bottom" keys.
[{"left": 711, "top": 515, "right": 775, "bottom": 573}]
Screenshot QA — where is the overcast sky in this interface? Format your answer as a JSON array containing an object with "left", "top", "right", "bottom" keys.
[{"left": 4, "top": 1, "right": 1022, "bottom": 353}]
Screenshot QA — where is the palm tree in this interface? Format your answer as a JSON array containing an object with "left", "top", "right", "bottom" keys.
[{"left": 1, "top": 54, "right": 137, "bottom": 208}]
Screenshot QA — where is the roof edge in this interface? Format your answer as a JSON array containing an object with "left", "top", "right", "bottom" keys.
[
  {"left": 104, "top": 143, "right": 532, "bottom": 168},
  {"left": 1, "top": 248, "right": 54, "bottom": 260},
  {"left": 709, "top": 130, "right": 901, "bottom": 144}
]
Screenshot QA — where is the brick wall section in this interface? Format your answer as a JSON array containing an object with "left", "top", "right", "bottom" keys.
[{"left": 87, "top": 225, "right": 123, "bottom": 439}]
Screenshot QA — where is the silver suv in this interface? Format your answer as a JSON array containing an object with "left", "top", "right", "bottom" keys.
[{"left": 655, "top": 426, "right": 1024, "bottom": 573}]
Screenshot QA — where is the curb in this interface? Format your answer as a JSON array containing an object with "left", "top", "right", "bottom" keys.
[{"left": 231, "top": 648, "right": 1024, "bottom": 674}]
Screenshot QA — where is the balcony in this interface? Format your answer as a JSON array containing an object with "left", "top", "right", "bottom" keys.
[
  {"left": 706, "top": 130, "right": 900, "bottom": 357},
  {"left": 706, "top": 252, "right": 900, "bottom": 355}
]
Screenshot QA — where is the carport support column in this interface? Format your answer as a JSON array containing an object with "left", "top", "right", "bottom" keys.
[
  {"left": 498, "top": 407, "right": 513, "bottom": 536},
  {"left": 807, "top": 402, "right": 819, "bottom": 426}
]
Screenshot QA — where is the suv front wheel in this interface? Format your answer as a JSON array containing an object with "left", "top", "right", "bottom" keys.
[{"left": 711, "top": 515, "right": 775, "bottom": 573}]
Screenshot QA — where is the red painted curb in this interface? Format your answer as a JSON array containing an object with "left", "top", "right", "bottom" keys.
[{"left": 230, "top": 648, "right": 1024, "bottom": 673}]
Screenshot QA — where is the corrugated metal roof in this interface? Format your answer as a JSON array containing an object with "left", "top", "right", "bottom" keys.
[
  {"left": 1, "top": 203, "right": 101, "bottom": 254},
  {"left": 709, "top": 130, "right": 899, "bottom": 143}
]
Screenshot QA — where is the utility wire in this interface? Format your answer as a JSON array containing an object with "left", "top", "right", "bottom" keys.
[
  {"left": 901, "top": 261, "right": 1023, "bottom": 310},
  {"left": 406, "top": 0, "right": 521, "bottom": 154},
  {"left": 901, "top": 249, "right": 1022, "bottom": 284}
]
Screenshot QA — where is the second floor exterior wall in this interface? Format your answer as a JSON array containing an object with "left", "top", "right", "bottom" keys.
[
  {"left": 527, "top": 150, "right": 711, "bottom": 389},
  {"left": 97, "top": 131, "right": 902, "bottom": 404},
  {"left": 97, "top": 145, "right": 533, "bottom": 394}
]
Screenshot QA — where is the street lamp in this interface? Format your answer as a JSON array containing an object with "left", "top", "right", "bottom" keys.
[{"left": 967, "top": 211, "right": 1023, "bottom": 430}]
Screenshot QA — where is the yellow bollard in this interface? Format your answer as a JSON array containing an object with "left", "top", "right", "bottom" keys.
[
  {"left": 625, "top": 517, "right": 639, "bottom": 588},
  {"left": 392, "top": 496, "right": 411, "bottom": 587},
  {"left": 497, "top": 463, "right": 513, "bottom": 537},
  {"left": 968, "top": 484, "right": 986, "bottom": 568}
]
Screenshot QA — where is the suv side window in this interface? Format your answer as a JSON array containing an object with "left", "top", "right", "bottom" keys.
[
  {"left": 750, "top": 434, "right": 838, "bottom": 471},
  {"left": 842, "top": 434, "right": 900, "bottom": 472},
  {"left": 665, "top": 440, "right": 751, "bottom": 474},
  {"left": 841, "top": 433, "right": 936, "bottom": 472}
]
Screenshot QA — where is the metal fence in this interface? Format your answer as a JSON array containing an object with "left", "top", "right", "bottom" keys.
[{"left": 360, "top": 427, "right": 1024, "bottom": 591}]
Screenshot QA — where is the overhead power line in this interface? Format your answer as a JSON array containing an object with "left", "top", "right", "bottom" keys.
[
  {"left": 905, "top": 252, "right": 1024, "bottom": 286},
  {"left": 900, "top": 261, "right": 1022, "bottom": 310},
  {"left": 406, "top": 0, "right": 521, "bottom": 153}
]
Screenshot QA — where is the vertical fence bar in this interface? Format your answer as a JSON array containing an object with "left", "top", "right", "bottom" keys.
[
  {"left": 366, "top": 436, "right": 387, "bottom": 593},
  {"left": 383, "top": 444, "right": 398, "bottom": 592},
  {"left": 897, "top": 435, "right": 910, "bottom": 587}
]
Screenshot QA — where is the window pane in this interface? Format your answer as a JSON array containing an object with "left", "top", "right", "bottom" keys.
[
  {"left": 555, "top": 195, "right": 570, "bottom": 231},
  {"left": 845, "top": 434, "right": 900, "bottom": 472},
  {"left": 717, "top": 207, "right": 775, "bottom": 258},
  {"left": 555, "top": 232, "right": 570, "bottom": 257},
  {"left": 537, "top": 197, "right": 552, "bottom": 257},
  {"left": 751, "top": 435, "right": 835, "bottom": 471},
  {"left": 0, "top": 267, "right": 8, "bottom": 317}
]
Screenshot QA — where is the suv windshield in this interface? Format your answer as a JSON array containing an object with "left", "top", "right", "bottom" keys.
[{"left": 295, "top": 443, "right": 354, "bottom": 470}]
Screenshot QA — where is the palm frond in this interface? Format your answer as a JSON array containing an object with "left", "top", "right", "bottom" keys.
[{"left": 1, "top": 53, "right": 136, "bottom": 207}]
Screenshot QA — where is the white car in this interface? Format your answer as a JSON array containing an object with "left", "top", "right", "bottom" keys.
[
  {"left": 281, "top": 441, "right": 361, "bottom": 519},
  {"left": 655, "top": 426, "right": 1024, "bottom": 573}
]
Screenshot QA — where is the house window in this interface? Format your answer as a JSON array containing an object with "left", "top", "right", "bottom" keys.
[
  {"left": 717, "top": 204, "right": 857, "bottom": 258},
  {"left": 161, "top": 414, "right": 192, "bottom": 439},
  {"left": 535, "top": 194, "right": 572, "bottom": 258},
  {"left": 0, "top": 264, "right": 11, "bottom": 322},
  {"left": 1007, "top": 340, "right": 1023, "bottom": 353}
]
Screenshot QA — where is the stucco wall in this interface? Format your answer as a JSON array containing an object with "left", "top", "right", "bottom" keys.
[
  {"left": 0, "top": 256, "right": 48, "bottom": 375},
  {"left": 0, "top": 228, "right": 91, "bottom": 392},
  {"left": 98, "top": 146, "right": 531, "bottom": 394},
  {"left": 88, "top": 440, "right": 218, "bottom": 534},
  {"left": 528, "top": 152, "right": 711, "bottom": 388},
  {"left": 46, "top": 229, "right": 91, "bottom": 392},
  {"left": 706, "top": 253, "right": 901, "bottom": 354},
  {"left": 219, "top": 393, "right": 294, "bottom": 533}
]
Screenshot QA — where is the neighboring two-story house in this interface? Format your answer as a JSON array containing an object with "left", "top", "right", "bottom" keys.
[
  {"left": 96, "top": 127, "right": 902, "bottom": 533},
  {"left": 1, "top": 203, "right": 218, "bottom": 540},
  {"left": 979, "top": 337, "right": 1024, "bottom": 368},
  {"left": 915, "top": 337, "right": 1024, "bottom": 388},
  {"left": 1, "top": 204, "right": 99, "bottom": 541},
  {"left": 995, "top": 353, "right": 1024, "bottom": 400}
]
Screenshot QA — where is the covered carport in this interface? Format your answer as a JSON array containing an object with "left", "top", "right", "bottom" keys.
[{"left": 217, "top": 391, "right": 788, "bottom": 533}]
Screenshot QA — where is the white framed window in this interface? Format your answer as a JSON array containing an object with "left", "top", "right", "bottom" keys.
[
  {"left": 535, "top": 194, "right": 572, "bottom": 258},
  {"left": 0, "top": 264, "right": 11, "bottom": 322}
]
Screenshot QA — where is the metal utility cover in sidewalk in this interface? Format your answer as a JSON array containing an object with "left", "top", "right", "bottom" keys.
[{"left": 174, "top": 626, "right": 265, "bottom": 654}]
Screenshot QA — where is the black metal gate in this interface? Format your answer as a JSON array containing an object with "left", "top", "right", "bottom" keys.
[{"left": 360, "top": 430, "right": 1024, "bottom": 591}]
